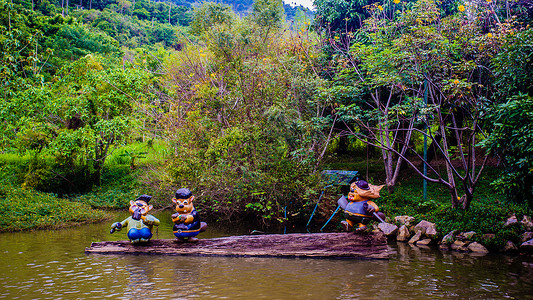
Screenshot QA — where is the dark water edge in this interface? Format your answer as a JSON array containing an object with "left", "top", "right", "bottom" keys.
[{"left": 0, "top": 210, "right": 532, "bottom": 299}]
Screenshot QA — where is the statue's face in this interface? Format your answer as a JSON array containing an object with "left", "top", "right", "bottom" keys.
[
  {"left": 129, "top": 200, "right": 152, "bottom": 219},
  {"left": 172, "top": 196, "right": 194, "bottom": 214},
  {"left": 347, "top": 183, "right": 364, "bottom": 202}
]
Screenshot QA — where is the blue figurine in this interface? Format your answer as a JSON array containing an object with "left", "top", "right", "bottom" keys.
[
  {"left": 110, "top": 195, "right": 160, "bottom": 243},
  {"left": 171, "top": 188, "right": 207, "bottom": 242}
]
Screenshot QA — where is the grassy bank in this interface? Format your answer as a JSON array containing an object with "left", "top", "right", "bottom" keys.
[{"left": 0, "top": 184, "right": 109, "bottom": 232}]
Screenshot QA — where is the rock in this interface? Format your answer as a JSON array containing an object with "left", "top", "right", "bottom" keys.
[
  {"left": 505, "top": 214, "right": 519, "bottom": 227},
  {"left": 521, "top": 232, "right": 533, "bottom": 243},
  {"left": 439, "top": 243, "right": 450, "bottom": 251},
  {"left": 395, "top": 216, "right": 415, "bottom": 227},
  {"left": 459, "top": 231, "right": 476, "bottom": 240},
  {"left": 451, "top": 240, "right": 468, "bottom": 252},
  {"left": 441, "top": 230, "right": 456, "bottom": 245},
  {"left": 521, "top": 215, "right": 533, "bottom": 231},
  {"left": 378, "top": 223, "right": 398, "bottom": 237},
  {"left": 416, "top": 239, "right": 432, "bottom": 246},
  {"left": 397, "top": 225, "right": 411, "bottom": 242},
  {"left": 503, "top": 241, "right": 518, "bottom": 252},
  {"left": 408, "top": 231, "right": 422, "bottom": 244},
  {"left": 467, "top": 242, "right": 489, "bottom": 254},
  {"left": 414, "top": 220, "right": 437, "bottom": 238},
  {"left": 520, "top": 239, "right": 533, "bottom": 252}
]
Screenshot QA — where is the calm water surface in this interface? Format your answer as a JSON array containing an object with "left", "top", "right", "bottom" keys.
[{"left": 1, "top": 210, "right": 532, "bottom": 299}]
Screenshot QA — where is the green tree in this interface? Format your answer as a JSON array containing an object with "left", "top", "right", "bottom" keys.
[
  {"left": 314, "top": 0, "right": 374, "bottom": 32},
  {"left": 482, "top": 94, "right": 533, "bottom": 207},
  {"left": 4, "top": 55, "right": 154, "bottom": 192},
  {"left": 151, "top": 9, "right": 326, "bottom": 223},
  {"left": 483, "top": 27, "right": 533, "bottom": 206},
  {"left": 492, "top": 28, "right": 533, "bottom": 99},
  {"left": 324, "top": 0, "right": 505, "bottom": 209},
  {"left": 189, "top": 2, "right": 234, "bottom": 36},
  {"left": 250, "top": 0, "right": 285, "bottom": 34},
  {"left": 48, "top": 55, "right": 152, "bottom": 185}
]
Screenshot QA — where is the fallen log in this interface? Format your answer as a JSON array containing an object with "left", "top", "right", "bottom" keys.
[{"left": 85, "top": 232, "right": 391, "bottom": 259}]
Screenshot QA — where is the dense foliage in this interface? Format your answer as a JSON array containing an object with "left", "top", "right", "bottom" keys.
[
  {"left": 0, "top": 180, "right": 108, "bottom": 232},
  {"left": 146, "top": 0, "right": 325, "bottom": 224},
  {"left": 482, "top": 95, "right": 533, "bottom": 207}
]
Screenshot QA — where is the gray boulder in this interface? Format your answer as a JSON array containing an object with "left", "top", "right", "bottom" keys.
[
  {"left": 451, "top": 240, "right": 468, "bottom": 252},
  {"left": 468, "top": 242, "right": 489, "bottom": 254},
  {"left": 503, "top": 241, "right": 518, "bottom": 252},
  {"left": 408, "top": 231, "right": 422, "bottom": 244},
  {"left": 520, "top": 239, "right": 533, "bottom": 252},
  {"left": 395, "top": 216, "right": 416, "bottom": 227},
  {"left": 505, "top": 214, "right": 519, "bottom": 227},
  {"left": 521, "top": 215, "right": 533, "bottom": 231},
  {"left": 378, "top": 223, "right": 399, "bottom": 237},
  {"left": 416, "top": 239, "right": 432, "bottom": 246},
  {"left": 397, "top": 225, "right": 411, "bottom": 242},
  {"left": 521, "top": 232, "right": 533, "bottom": 243},
  {"left": 459, "top": 231, "right": 476, "bottom": 241},
  {"left": 441, "top": 230, "right": 456, "bottom": 245},
  {"left": 414, "top": 220, "right": 437, "bottom": 238}
]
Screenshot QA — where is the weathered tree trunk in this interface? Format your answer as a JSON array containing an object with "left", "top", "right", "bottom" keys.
[{"left": 86, "top": 232, "right": 391, "bottom": 259}]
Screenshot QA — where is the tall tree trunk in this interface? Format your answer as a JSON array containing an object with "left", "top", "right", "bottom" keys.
[{"left": 438, "top": 107, "right": 459, "bottom": 207}]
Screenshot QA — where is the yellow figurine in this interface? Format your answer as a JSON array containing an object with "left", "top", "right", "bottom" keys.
[{"left": 338, "top": 180, "right": 386, "bottom": 232}]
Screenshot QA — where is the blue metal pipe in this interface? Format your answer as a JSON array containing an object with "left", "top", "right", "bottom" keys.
[{"left": 320, "top": 205, "right": 341, "bottom": 232}]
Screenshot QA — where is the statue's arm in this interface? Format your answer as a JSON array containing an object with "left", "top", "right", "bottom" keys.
[{"left": 367, "top": 201, "right": 379, "bottom": 212}]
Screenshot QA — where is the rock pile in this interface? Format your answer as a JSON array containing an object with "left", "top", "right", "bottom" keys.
[{"left": 375, "top": 214, "right": 533, "bottom": 254}]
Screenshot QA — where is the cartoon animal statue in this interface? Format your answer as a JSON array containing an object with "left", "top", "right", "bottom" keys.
[
  {"left": 338, "top": 180, "right": 386, "bottom": 232},
  {"left": 110, "top": 195, "right": 160, "bottom": 243},
  {"left": 171, "top": 188, "right": 207, "bottom": 242}
]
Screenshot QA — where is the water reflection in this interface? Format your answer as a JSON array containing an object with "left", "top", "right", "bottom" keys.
[{"left": 0, "top": 212, "right": 532, "bottom": 299}]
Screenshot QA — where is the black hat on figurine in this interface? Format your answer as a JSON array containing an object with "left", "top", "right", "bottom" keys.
[
  {"left": 355, "top": 180, "right": 370, "bottom": 190},
  {"left": 136, "top": 194, "right": 152, "bottom": 203},
  {"left": 175, "top": 188, "right": 192, "bottom": 199}
]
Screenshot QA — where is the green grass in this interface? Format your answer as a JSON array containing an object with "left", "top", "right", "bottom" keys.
[
  {"left": 107, "top": 140, "right": 172, "bottom": 168},
  {"left": 0, "top": 184, "right": 109, "bottom": 232}
]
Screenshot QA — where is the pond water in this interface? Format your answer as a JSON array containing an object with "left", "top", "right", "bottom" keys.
[{"left": 1, "top": 210, "right": 532, "bottom": 299}]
